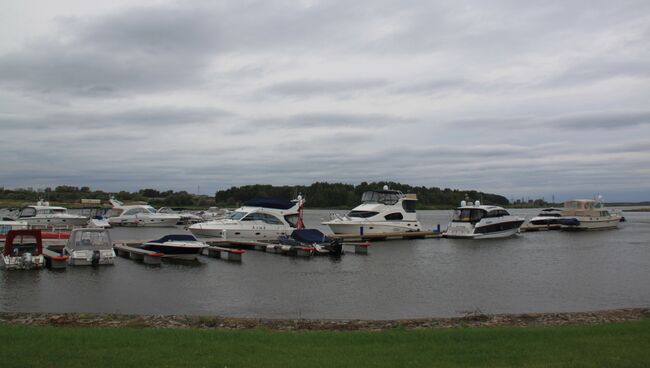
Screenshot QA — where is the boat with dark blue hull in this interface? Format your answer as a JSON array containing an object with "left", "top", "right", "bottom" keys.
[{"left": 142, "top": 234, "right": 207, "bottom": 260}]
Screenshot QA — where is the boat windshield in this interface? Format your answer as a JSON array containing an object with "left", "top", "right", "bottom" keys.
[
  {"left": 228, "top": 211, "right": 248, "bottom": 221},
  {"left": 452, "top": 208, "right": 487, "bottom": 223},
  {"left": 361, "top": 191, "right": 402, "bottom": 205}
]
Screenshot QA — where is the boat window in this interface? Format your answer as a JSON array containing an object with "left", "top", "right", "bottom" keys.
[
  {"left": 284, "top": 214, "right": 300, "bottom": 228},
  {"left": 475, "top": 220, "right": 523, "bottom": 234},
  {"left": 0, "top": 225, "right": 11, "bottom": 235},
  {"left": 123, "top": 208, "right": 148, "bottom": 216},
  {"left": 73, "top": 231, "right": 112, "bottom": 250},
  {"left": 485, "top": 210, "right": 510, "bottom": 218},
  {"left": 452, "top": 209, "right": 486, "bottom": 223},
  {"left": 361, "top": 191, "right": 401, "bottom": 205},
  {"left": 402, "top": 200, "right": 416, "bottom": 213},
  {"left": 228, "top": 211, "right": 248, "bottom": 220},
  {"left": 19, "top": 207, "right": 36, "bottom": 218},
  {"left": 348, "top": 210, "right": 379, "bottom": 218},
  {"left": 384, "top": 212, "right": 404, "bottom": 220},
  {"left": 9, "top": 236, "right": 38, "bottom": 256}
]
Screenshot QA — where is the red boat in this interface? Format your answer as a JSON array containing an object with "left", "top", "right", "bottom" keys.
[{"left": 2, "top": 229, "right": 45, "bottom": 270}]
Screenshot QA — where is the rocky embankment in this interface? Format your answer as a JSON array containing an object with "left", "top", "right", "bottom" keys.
[{"left": 1, "top": 308, "right": 647, "bottom": 331}]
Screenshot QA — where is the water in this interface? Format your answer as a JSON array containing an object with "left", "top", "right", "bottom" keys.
[{"left": 1, "top": 209, "right": 649, "bottom": 319}]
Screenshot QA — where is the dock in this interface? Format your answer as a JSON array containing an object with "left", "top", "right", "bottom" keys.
[
  {"left": 196, "top": 238, "right": 370, "bottom": 257},
  {"left": 42, "top": 245, "right": 69, "bottom": 269},
  {"left": 113, "top": 243, "right": 164, "bottom": 265}
]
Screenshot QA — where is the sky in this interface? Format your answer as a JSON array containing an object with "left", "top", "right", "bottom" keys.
[{"left": 1, "top": 0, "right": 649, "bottom": 202}]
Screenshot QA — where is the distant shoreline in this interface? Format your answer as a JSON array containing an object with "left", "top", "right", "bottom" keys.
[{"left": 1, "top": 308, "right": 647, "bottom": 331}]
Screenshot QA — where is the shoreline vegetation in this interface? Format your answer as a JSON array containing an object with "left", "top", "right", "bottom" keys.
[
  {"left": 1, "top": 309, "right": 649, "bottom": 367},
  {"left": 1, "top": 308, "right": 647, "bottom": 331}
]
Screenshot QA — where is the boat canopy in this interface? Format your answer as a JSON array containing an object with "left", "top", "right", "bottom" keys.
[
  {"left": 68, "top": 229, "right": 112, "bottom": 250},
  {"left": 361, "top": 190, "right": 403, "bottom": 205},
  {"left": 149, "top": 234, "right": 199, "bottom": 243},
  {"left": 291, "top": 229, "right": 331, "bottom": 243},
  {"left": 243, "top": 197, "right": 296, "bottom": 210}
]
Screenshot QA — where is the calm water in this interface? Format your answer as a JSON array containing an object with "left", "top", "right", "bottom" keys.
[{"left": 1, "top": 209, "right": 649, "bottom": 319}]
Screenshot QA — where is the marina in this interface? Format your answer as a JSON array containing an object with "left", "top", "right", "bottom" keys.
[{"left": 1, "top": 208, "right": 648, "bottom": 319}]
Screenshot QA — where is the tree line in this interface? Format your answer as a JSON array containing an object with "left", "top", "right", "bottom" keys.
[
  {"left": 214, "top": 181, "right": 510, "bottom": 209},
  {"left": 1, "top": 182, "right": 512, "bottom": 209}
]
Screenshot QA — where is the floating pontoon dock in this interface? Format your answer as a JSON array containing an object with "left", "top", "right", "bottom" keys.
[{"left": 113, "top": 243, "right": 164, "bottom": 265}]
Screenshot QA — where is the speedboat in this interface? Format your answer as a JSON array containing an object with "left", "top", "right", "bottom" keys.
[
  {"left": 142, "top": 234, "right": 207, "bottom": 260},
  {"left": 14, "top": 201, "right": 88, "bottom": 229},
  {"left": 445, "top": 200, "right": 525, "bottom": 239},
  {"left": 60, "top": 228, "right": 115, "bottom": 266},
  {"left": 520, "top": 208, "right": 563, "bottom": 231},
  {"left": 189, "top": 197, "right": 304, "bottom": 241},
  {"left": 1, "top": 229, "right": 45, "bottom": 270},
  {"left": 322, "top": 186, "right": 422, "bottom": 234},
  {"left": 559, "top": 197, "right": 622, "bottom": 231},
  {"left": 107, "top": 198, "right": 180, "bottom": 227}
]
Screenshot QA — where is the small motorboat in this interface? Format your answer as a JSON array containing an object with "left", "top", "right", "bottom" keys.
[
  {"left": 62, "top": 228, "right": 115, "bottom": 266},
  {"left": 278, "top": 229, "right": 343, "bottom": 256},
  {"left": 445, "top": 200, "right": 525, "bottom": 239},
  {"left": 1, "top": 229, "right": 45, "bottom": 270},
  {"left": 142, "top": 234, "right": 208, "bottom": 260}
]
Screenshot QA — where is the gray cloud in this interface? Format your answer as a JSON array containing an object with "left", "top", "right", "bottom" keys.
[{"left": 1, "top": 0, "right": 649, "bottom": 201}]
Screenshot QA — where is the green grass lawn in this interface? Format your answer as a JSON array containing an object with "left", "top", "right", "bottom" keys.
[{"left": 1, "top": 319, "right": 649, "bottom": 367}]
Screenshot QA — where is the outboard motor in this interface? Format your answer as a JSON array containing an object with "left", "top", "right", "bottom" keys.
[
  {"left": 91, "top": 250, "right": 101, "bottom": 266},
  {"left": 328, "top": 239, "right": 343, "bottom": 257},
  {"left": 22, "top": 252, "right": 33, "bottom": 268}
]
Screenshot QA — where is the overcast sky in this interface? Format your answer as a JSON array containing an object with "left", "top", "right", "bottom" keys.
[{"left": 1, "top": 0, "right": 649, "bottom": 202}]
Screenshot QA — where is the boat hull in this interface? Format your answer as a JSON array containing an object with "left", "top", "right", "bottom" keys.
[
  {"left": 324, "top": 221, "right": 422, "bottom": 235},
  {"left": 189, "top": 224, "right": 292, "bottom": 241},
  {"left": 142, "top": 242, "right": 205, "bottom": 260},
  {"left": 561, "top": 217, "right": 621, "bottom": 231}
]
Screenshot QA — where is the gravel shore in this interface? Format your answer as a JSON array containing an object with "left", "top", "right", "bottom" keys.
[{"left": 1, "top": 308, "right": 648, "bottom": 331}]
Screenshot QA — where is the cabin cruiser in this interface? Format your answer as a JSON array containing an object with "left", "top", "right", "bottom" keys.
[
  {"left": 445, "top": 201, "right": 524, "bottom": 239},
  {"left": 62, "top": 228, "right": 115, "bottom": 266},
  {"left": 322, "top": 186, "right": 422, "bottom": 234},
  {"left": 2, "top": 229, "right": 45, "bottom": 270},
  {"left": 107, "top": 198, "right": 180, "bottom": 227},
  {"left": 559, "top": 198, "right": 622, "bottom": 231},
  {"left": 14, "top": 201, "right": 88, "bottom": 229},
  {"left": 189, "top": 197, "right": 304, "bottom": 240},
  {"left": 142, "top": 234, "right": 207, "bottom": 260},
  {"left": 520, "top": 208, "right": 564, "bottom": 231}
]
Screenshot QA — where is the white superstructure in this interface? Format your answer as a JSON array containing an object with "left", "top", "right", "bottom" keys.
[
  {"left": 189, "top": 197, "right": 303, "bottom": 241},
  {"left": 322, "top": 186, "right": 422, "bottom": 234},
  {"left": 107, "top": 198, "right": 180, "bottom": 227},
  {"left": 64, "top": 228, "right": 115, "bottom": 266},
  {"left": 445, "top": 201, "right": 524, "bottom": 239},
  {"left": 15, "top": 201, "right": 88, "bottom": 228}
]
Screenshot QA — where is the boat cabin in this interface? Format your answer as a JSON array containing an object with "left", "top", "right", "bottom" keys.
[
  {"left": 66, "top": 228, "right": 113, "bottom": 252},
  {"left": 453, "top": 207, "right": 511, "bottom": 224},
  {"left": 3, "top": 230, "right": 43, "bottom": 257}
]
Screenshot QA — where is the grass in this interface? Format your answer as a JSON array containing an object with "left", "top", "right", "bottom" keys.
[{"left": 1, "top": 319, "right": 649, "bottom": 367}]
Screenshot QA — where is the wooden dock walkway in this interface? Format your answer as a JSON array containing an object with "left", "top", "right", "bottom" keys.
[{"left": 329, "top": 230, "right": 442, "bottom": 242}]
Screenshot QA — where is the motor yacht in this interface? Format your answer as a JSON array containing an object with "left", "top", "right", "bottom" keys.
[
  {"left": 198, "top": 207, "right": 231, "bottom": 221},
  {"left": 445, "top": 200, "right": 524, "bottom": 239},
  {"left": 322, "top": 186, "right": 422, "bottom": 234},
  {"left": 188, "top": 197, "right": 304, "bottom": 240},
  {"left": 157, "top": 207, "right": 203, "bottom": 225},
  {"left": 558, "top": 198, "right": 622, "bottom": 231},
  {"left": 107, "top": 198, "right": 180, "bottom": 227},
  {"left": 14, "top": 201, "right": 88, "bottom": 229}
]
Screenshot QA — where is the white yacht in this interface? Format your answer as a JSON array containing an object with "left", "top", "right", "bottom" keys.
[
  {"left": 14, "top": 201, "right": 89, "bottom": 228},
  {"left": 107, "top": 198, "right": 180, "bottom": 227},
  {"left": 445, "top": 200, "right": 524, "bottom": 239},
  {"left": 188, "top": 197, "right": 303, "bottom": 240},
  {"left": 558, "top": 198, "right": 622, "bottom": 231},
  {"left": 322, "top": 186, "right": 422, "bottom": 234}
]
